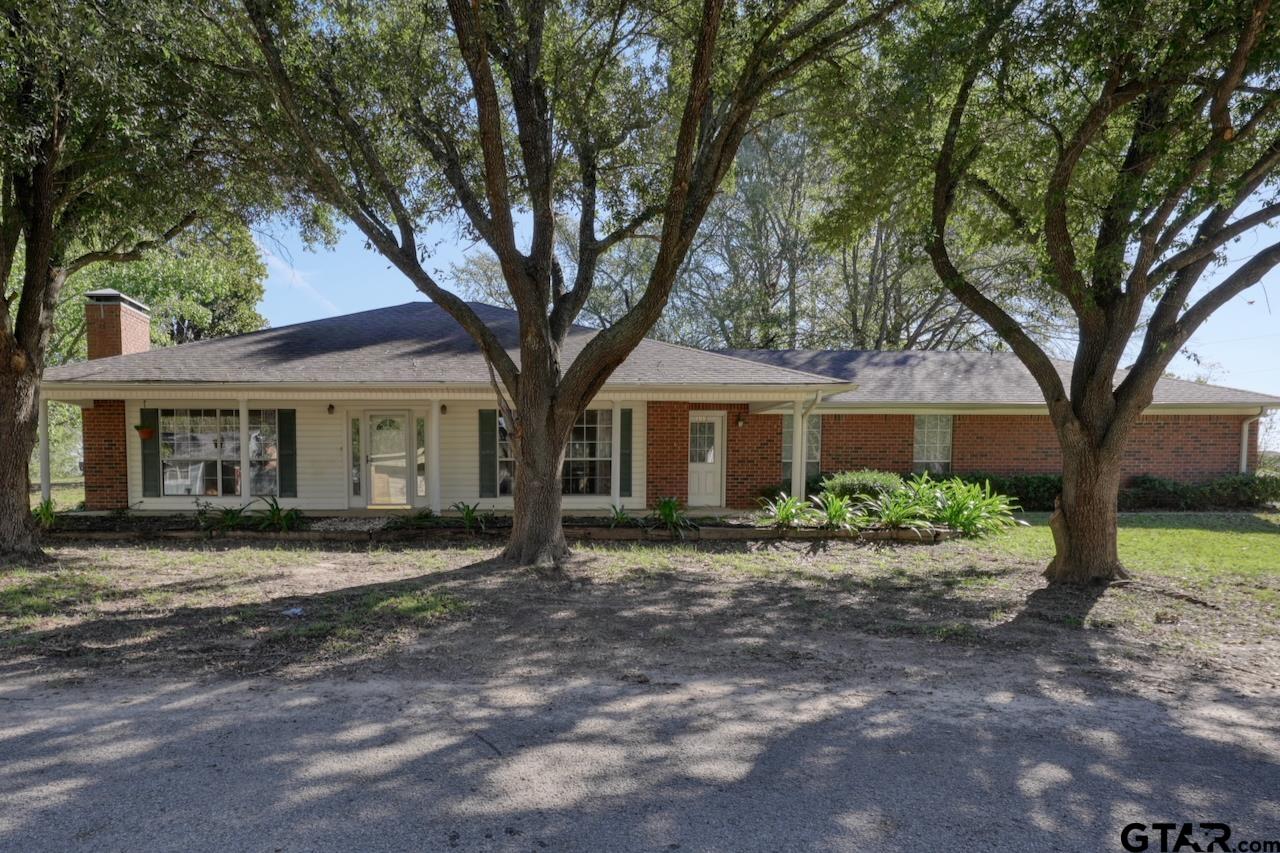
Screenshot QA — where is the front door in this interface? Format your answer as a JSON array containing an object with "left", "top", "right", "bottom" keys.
[
  {"left": 367, "top": 412, "right": 410, "bottom": 506},
  {"left": 687, "top": 414, "right": 724, "bottom": 507}
]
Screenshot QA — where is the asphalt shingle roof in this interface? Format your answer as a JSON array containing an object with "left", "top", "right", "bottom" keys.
[
  {"left": 44, "top": 302, "right": 844, "bottom": 388},
  {"left": 717, "top": 349, "right": 1280, "bottom": 408}
]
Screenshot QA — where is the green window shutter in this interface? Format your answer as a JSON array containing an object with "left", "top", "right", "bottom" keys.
[
  {"left": 140, "top": 408, "right": 161, "bottom": 497},
  {"left": 478, "top": 409, "right": 497, "bottom": 498},
  {"left": 619, "top": 408, "right": 633, "bottom": 498},
  {"left": 278, "top": 409, "right": 297, "bottom": 498}
]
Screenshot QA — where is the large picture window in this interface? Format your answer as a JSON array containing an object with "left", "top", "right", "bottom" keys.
[
  {"left": 781, "top": 414, "right": 822, "bottom": 483},
  {"left": 158, "top": 408, "right": 281, "bottom": 498},
  {"left": 562, "top": 409, "right": 612, "bottom": 495},
  {"left": 160, "top": 409, "right": 240, "bottom": 497},
  {"left": 913, "top": 414, "right": 953, "bottom": 474}
]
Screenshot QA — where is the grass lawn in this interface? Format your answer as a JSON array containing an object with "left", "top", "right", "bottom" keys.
[
  {"left": 1, "top": 511, "right": 1276, "bottom": 686},
  {"left": 28, "top": 481, "right": 85, "bottom": 512}
]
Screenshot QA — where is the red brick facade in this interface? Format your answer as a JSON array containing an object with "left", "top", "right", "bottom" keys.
[
  {"left": 646, "top": 401, "right": 783, "bottom": 509},
  {"left": 644, "top": 404, "right": 1258, "bottom": 510},
  {"left": 82, "top": 293, "right": 150, "bottom": 510},
  {"left": 83, "top": 400, "right": 128, "bottom": 510},
  {"left": 86, "top": 301, "right": 151, "bottom": 360},
  {"left": 820, "top": 414, "right": 914, "bottom": 474},
  {"left": 952, "top": 413, "right": 1256, "bottom": 481}
]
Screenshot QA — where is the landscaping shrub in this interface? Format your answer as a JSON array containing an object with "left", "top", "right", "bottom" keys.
[
  {"left": 910, "top": 474, "right": 1024, "bottom": 537},
  {"left": 1119, "top": 473, "right": 1280, "bottom": 511},
  {"left": 859, "top": 488, "right": 933, "bottom": 530},
  {"left": 758, "top": 472, "right": 827, "bottom": 502},
  {"left": 758, "top": 493, "right": 817, "bottom": 529},
  {"left": 957, "top": 473, "right": 1061, "bottom": 511},
  {"left": 820, "top": 469, "right": 905, "bottom": 502},
  {"left": 649, "top": 496, "right": 697, "bottom": 537},
  {"left": 809, "top": 492, "right": 858, "bottom": 531}
]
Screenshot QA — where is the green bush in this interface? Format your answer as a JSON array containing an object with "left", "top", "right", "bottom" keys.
[
  {"left": 859, "top": 488, "right": 934, "bottom": 530},
  {"left": 956, "top": 473, "right": 1061, "bottom": 511},
  {"left": 820, "top": 469, "right": 906, "bottom": 503},
  {"left": 911, "top": 474, "right": 1025, "bottom": 537},
  {"left": 758, "top": 472, "right": 828, "bottom": 502},
  {"left": 758, "top": 493, "right": 817, "bottom": 529},
  {"left": 1120, "top": 473, "right": 1280, "bottom": 510},
  {"left": 809, "top": 492, "right": 859, "bottom": 531}
]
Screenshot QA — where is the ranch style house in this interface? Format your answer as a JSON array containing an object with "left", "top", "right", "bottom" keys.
[{"left": 37, "top": 289, "right": 1280, "bottom": 514}]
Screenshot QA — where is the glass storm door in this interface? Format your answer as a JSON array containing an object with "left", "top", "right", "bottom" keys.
[
  {"left": 367, "top": 413, "right": 410, "bottom": 506},
  {"left": 687, "top": 414, "right": 724, "bottom": 507}
]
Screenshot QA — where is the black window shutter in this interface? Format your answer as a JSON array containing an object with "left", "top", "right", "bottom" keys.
[
  {"left": 140, "top": 408, "right": 161, "bottom": 497},
  {"left": 478, "top": 409, "right": 497, "bottom": 498},
  {"left": 619, "top": 408, "right": 632, "bottom": 498},
  {"left": 278, "top": 409, "right": 297, "bottom": 498}
]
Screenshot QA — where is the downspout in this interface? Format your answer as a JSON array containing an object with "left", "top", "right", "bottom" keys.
[{"left": 1241, "top": 409, "right": 1264, "bottom": 474}]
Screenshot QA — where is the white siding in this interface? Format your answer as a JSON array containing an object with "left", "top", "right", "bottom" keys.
[
  {"left": 123, "top": 396, "right": 646, "bottom": 512},
  {"left": 437, "top": 399, "right": 647, "bottom": 512},
  {"left": 126, "top": 400, "right": 348, "bottom": 511}
]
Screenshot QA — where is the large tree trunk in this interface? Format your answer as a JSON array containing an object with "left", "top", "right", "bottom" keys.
[
  {"left": 0, "top": 364, "right": 41, "bottom": 559},
  {"left": 1045, "top": 442, "right": 1128, "bottom": 584},
  {"left": 502, "top": 395, "right": 570, "bottom": 570}
]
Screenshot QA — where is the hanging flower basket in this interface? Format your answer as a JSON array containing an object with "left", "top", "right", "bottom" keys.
[{"left": 134, "top": 425, "right": 155, "bottom": 441}]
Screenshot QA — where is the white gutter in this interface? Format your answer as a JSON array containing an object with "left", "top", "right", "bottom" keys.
[{"left": 1241, "top": 409, "right": 1265, "bottom": 473}]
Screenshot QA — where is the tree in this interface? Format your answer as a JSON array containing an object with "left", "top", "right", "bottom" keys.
[
  {"left": 47, "top": 223, "right": 268, "bottom": 364},
  {"left": 835, "top": 0, "right": 1280, "bottom": 582},
  {"left": 1, "top": 1, "right": 265, "bottom": 556},
  {"left": 228, "top": 0, "right": 902, "bottom": 568}
]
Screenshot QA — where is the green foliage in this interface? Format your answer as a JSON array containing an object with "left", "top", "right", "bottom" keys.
[
  {"left": 809, "top": 492, "right": 858, "bottom": 531},
  {"left": 30, "top": 499, "right": 56, "bottom": 530},
  {"left": 759, "top": 472, "right": 828, "bottom": 502},
  {"left": 957, "top": 473, "right": 1061, "bottom": 512},
  {"left": 820, "top": 469, "right": 905, "bottom": 503},
  {"left": 1120, "top": 474, "right": 1280, "bottom": 512},
  {"left": 450, "top": 502, "right": 485, "bottom": 534},
  {"left": 649, "top": 497, "right": 697, "bottom": 538},
  {"left": 253, "top": 497, "right": 303, "bottom": 532},
  {"left": 196, "top": 500, "right": 251, "bottom": 532},
  {"left": 607, "top": 505, "right": 635, "bottom": 529},
  {"left": 386, "top": 509, "right": 439, "bottom": 530},
  {"left": 859, "top": 489, "right": 935, "bottom": 531},
  {"left": 758, "top": 493, "right": 817, "bottom": 529},
  {"left": 908, "top": 473, "right": 1024, "bottom": 538}
]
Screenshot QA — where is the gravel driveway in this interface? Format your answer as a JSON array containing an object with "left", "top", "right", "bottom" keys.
[{"left": 3, "top": 662, "right": 1277, "bottom": 852}]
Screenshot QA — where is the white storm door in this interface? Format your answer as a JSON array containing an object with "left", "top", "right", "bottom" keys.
[
  {"left": 687, "top": 414, "right": 724, "bottom": 507},
  {"left": 367, "top": 412, "right": 410, "bottom": 506}
]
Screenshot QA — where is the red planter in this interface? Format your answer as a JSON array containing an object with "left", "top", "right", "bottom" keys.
[{"left": 135, "top": 427, "right": 155, "bottom": 441}]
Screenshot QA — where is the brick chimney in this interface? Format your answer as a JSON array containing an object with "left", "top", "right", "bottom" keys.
[{"left": 85, "top": 289, "right": 151, "bottom": 359}]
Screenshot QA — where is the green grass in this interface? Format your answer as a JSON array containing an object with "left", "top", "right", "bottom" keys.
[
  {"left": 0, "top": 569, "right": 111, "bottom": 621},
  {"left": 990, "top": 511, "right": 1280, "bottom": 579},
  {"left": 28, "top": 482, "right": 84, "bottom": 512}
]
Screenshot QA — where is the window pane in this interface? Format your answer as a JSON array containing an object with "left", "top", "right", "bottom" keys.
[
  {"left": 219, "top": 410, "right": 241, "bottom": 460},
  {"left": 351, "top": 418, "right": 361, "bottom": 497},
  {"left": 250, "top": 461, "right": 278, "bottom": 497},
  {"left": 913, "top": 415, "right": 953, "bottom": 472},
  {"left": 416, "top": 417, "right": 427, "bottom": 498},
  {"left": 689, "top": 421, "right": 715, "bottom": 464},
  {"left": 221, "top": 461, "right": 241, "bottom": 497},
  {"left": 560, "top": 409, "right": 613, "bottom": 495},
  {"left": 498, "top": 460, "right": 515, "bottom": 496}
]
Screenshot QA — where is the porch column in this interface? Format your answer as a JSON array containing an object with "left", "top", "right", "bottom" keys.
[
  {"left": 239, "top": 398, "right": 250, "bottom": 503},
  {"left": 790, "top": 398, "right": 806, "bottom": 498},
  {"left": 38, "top": 397, "right": 51, "bottom": 503},
  {"left": 610, "top": 400, "right": 622, "bottom": 508},
  {"left": 427, "top": 400, "right": 441, "bottom": 512}
]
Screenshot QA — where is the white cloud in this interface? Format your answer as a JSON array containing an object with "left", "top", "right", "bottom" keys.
[{"left": 260, "top": 246, "right": 340, "bottom": 315}]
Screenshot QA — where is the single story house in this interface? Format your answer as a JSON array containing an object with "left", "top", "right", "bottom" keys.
[{"left": 39, "top": 289, "right": 1279, "bottom": 514}]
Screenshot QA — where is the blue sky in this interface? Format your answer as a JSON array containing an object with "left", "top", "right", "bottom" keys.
[{"left": 255, "top": 222, "right": 1279, "bottom": 446}]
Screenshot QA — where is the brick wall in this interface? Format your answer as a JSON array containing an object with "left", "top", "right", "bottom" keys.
[
  {"left": 86, "top": 302, "right": 151, "bottom": 360},
  {"left": 819, "top": 414, "right": 914, "bottom": 474},
  {"left": 83, "top": 400, "right": 128, "bottom": 510},
  {"left": 646, "top": 401, "right": 783, "bottom": 509}
]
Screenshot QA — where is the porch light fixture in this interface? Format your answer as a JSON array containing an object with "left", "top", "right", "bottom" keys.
[
  {"left": 327, "top": 404, "right": 335, "bottom": 414},
  {"left": 440, "top": 404, "right": 447, "bottom": 415},
  {"left": 736, "top": 414, "right": 746, "bottom": 427}
]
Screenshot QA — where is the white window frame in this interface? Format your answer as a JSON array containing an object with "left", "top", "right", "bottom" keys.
[
  {"left": 159, "top": 408, "right": 241, "bottom": 498},
  {"left": 913, "top": 414, "right": 953, "bottom": 474},
  {"left": 781, "top": 413, "right": 821, "bottom": 483},
  {"left": 491, "top": 408, "right": 616, "bottom": 497}
]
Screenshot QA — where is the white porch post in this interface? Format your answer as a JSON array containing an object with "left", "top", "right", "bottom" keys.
[
  {"left": 790, "top": 398, "right": 806, "bottom": 498},
  {"left": 238, "top": 398, "right": 250, "bottom": 503},
  {"left": 427, "top": 400, "right": 441, "bottom": 512},
  {"left": 38, "top": 397, "right": 51, "bottom": 503},
  {"left": 610, "top": 400, "right": 622, "bottom": 508}
]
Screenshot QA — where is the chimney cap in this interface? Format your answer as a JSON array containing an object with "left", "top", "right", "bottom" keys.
[{"left": 85, "top": 289, "right": 150, "bottom": 316}]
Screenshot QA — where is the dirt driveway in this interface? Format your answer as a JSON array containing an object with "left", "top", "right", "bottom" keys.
[{"left": 1, "top": 532, "right": 1278, "bottom": 851}]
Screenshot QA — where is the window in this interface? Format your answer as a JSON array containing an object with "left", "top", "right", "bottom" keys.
[
  {"left": 485, "top": 409, "right": 615, "bottom": 496},
  {"left": 416, "top": 417, "right": 427, "bottom": 498},
  {"left": 350, "top": 418, "right": 361, "bottom": 497},
  {"left": 160, "top": 408, "right": 240, "bottom": 497},
  {"left": 781, "top": 414, "right": 821, "bottom": 483},
  {"left": 498, "top": 413, "right": 515, "bottom": 496},
  {"left": 563, "top": 409, "right": 612, "bottom": 495},
  {"left": 248, "top": 409, "right": 279, "bottom": 496},
  {"left": 913, "top": 414, "right": 953, "bottom": 474},
  {"left": 689, "top": 420, "right": 715, "bottom": 463}
]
